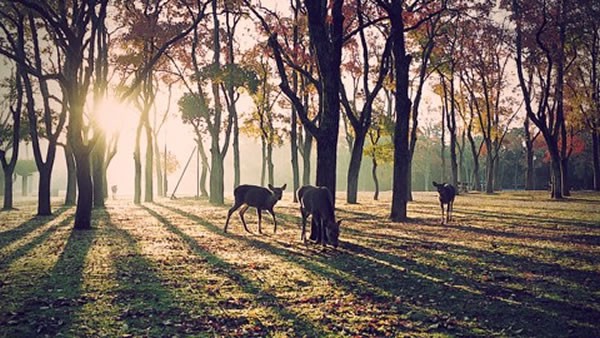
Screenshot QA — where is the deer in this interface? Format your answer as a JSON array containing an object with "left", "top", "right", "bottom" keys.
[
  {"left": 224, "top": 184, "right": 286, "bottom": 234},
  {"left": 297, "top": 185, "right": 341, "bottom": 248},
  {"left": 433, "top": 181, "right": 456, "bottom": 224}
]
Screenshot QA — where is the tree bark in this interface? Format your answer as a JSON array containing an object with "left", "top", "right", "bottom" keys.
[
  {"left": 346, "top": 130, "right": 366, "bottom": 204},
  {"left": 134, "top": 121, "right": 143, "bottom": 204},
  {"left": 92, "top": 134, "right": 106, "bottom": 208},
  {"left": 144, "top": 122, "right": 153, "bottom": 202},
  {"left": 372, "top": 156, "right": 379, "bottom": 200},
  {"left": 64, "top": 143, "right": 77, "bottom": 205},
  {"left": 593, "top": 130, "right": 600, "bottom": 191},
  {"left": 388, "top": 1, "right": 412, "bottom": 222}
]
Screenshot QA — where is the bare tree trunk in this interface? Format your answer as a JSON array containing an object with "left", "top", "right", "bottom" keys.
[
  {"left": 593, "top": 130, "right": 600, "bottom": 191},
  {"left": 134, "top": 121, "right": 143, "bottom": 204},
  {"left": 301, "top": 129, "right": 313, "bottom": 186},
  {"left": 92, "top": 134, "right": 106, "bottom": 208},
  {"left": 144, "top": 123, "right": 153, "bottom": 202},
  {"left": 372, "top": 156, "right": 379, "bottom": 200},
  {"left": 64, "top": 144, "right": 77, "bottom": 205},
  {"left": 347, "top": 130, "right": 366, "bottom": 204}
]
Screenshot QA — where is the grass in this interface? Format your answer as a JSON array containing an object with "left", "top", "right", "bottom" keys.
[{"left": 0, "top": 190, "right": 599, "bottom": 337}]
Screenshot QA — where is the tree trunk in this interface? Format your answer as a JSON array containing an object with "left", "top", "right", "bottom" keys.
[
  {"left": 560, "top": 157, "right": 570, "bottom": 196},
  {"left": 347, "top": 130, "right": 366, "bottom": 204},
  {"left": 302, "top": 130, "right": 313, "bottom": 186},
  {"left": 37, "top": 166, "right": 53, "bottom": 215},
  {"left": 22, "top": 175, "right": 27, "bottom": 197},
  {"left": 485, "top": 144, "right": 494, "bottom": 194},
  {"left": 389, "top": 3, "right": 412, "bottom": 222},
  {"left": 64, "top": 144, "right": 77, "bottom": 205},
  {"left": 209, "top": 150, "right": 225, "bottom": 205},
  {"left": 525, "top": 142, "right": 535, "bottom": 190},
  {"left": 144, "top": 123, "right": 153, "bottom": 203},
  {"left": 134, "top": 121, "right": 143, "bottom": 204},
  {"left": 291, "top": 109, "right": 300, "bottom": 201},
  {"left": 267, "top": 141, "right": 274, "bottom": 186},
  {"left": 154, "top": 137, "right": 163, "bottom": 197},
  {"left": 198, "top": 140, "right": 209, "bottom": 197},
  {"left": 593, "top": 130, "right": 600, "bottom": 191},
  {"left": 3, "top": 171, "right": 14, "bottom": 210},
  {"left": 92, "top": 135, "right": 106, "bottom": 208},
  {"left": 261, "top": 136, "right": 266, "bottom": 186},
  {"left": 74, "top": 150, "right": 93, "bottom": 229},
  {"left": 233, "top": 111, "right": 240, "bottom": 189},
  {"left": 372, "top": 157, "right": 379, "bottom": 200}
]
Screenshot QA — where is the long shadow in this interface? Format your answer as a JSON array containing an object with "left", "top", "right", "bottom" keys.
[
  {"left": 0, "top": 206, "right": 70, "bottom": 250},
  {"left": 153, "top": 203, "right": 477, "bottom": 336},
  {"left": 142, "top": 204, "right": 325, "bottom": 337},
  {"left": 423, "top": 221, "right": 600, "bottom": 246},
  {"left": 4, "top": 213, "right": 95, "bottom": 337},
  {"left": 156, "top": 202, "right": 600, "bottom": 337},
  {"left": 101, "top": 210, "right": 229, "bottom": 336},
  {"left": 419, "top": 200, "right": 599, "bottom": 229},
  {"left": 0, "top": 214, "right": 74, "bottom": 270}
]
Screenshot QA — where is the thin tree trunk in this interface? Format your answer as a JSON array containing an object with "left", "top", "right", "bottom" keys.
[
  {"left": 485, "top": 144, "right": 494, "bottom": 194},
  {"left": 64, "top": 144, "right": 77, "bottom": 205},
  {"left": 261, "top": 136, "right": 266, "bottom": 186},
  {"left": 74, "top": 150, "right": 93, "bottom": 229},
  {"left": 302, "top": 130, "right": 312, "bottom": 186},
  {"left": 92, "top": 134, "right": 106, "bottom": 208},
  {"left": 347, "top": 130, "right": 366, "bottom": 204},
  {"left": 593, "top": 130, "right": 600, "bottom": 191},
  {"left": 134, "top": 121, "right": 143, "bottom": 204},
  {"left": 144, "top": 123, "right": 153, "bottom": 202},
  {"left": 267, "top": 142, "right": 274, "bottom": 186},
  {"left": 372, "top": 156, "right": 379, "bottom": 200},
  {"left": 3, "top": 171, "right": 14, "bottom": 210}
]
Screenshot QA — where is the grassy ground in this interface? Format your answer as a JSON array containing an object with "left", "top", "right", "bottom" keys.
[{"left": 0, "top": 190, "right": 599, "bottom": 337}]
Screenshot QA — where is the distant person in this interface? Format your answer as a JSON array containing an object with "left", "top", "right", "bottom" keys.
[{"left": 111, "top": 185, "right": 118, "bottom": 200}]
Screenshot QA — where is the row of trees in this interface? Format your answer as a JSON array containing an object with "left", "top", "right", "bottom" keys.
[{"left": 1, "top": 0, "right": 599, "bottom": 229}]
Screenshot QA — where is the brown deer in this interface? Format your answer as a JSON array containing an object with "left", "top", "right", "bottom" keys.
[
  {"left": 297, "top": 185, "right": 341, "bottom": 248},
  {"left": 224, "top": 184, "right": 286, "bottom": 234},
  {"left": 433, "top": 181, "right": 456, "bottom": 224}
]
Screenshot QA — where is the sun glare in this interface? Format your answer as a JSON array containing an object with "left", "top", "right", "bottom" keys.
[{"left": 96, "top": 98, "right": 135, "bottom": 135}]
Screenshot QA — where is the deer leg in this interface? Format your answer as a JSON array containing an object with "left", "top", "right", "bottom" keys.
[
  {"left": 257, "top": 208, "right": 263, "bottom": 234},
  {"left": 300, "top": 209, "right": 308, "bottom": 244},
  {"left": 440, "top": 202, "right": 445, "bottom": 224},
  {"left": 449, "top": 201, "right": 453, "bottom": 222},
  {"left": 239, "top": 205, "right": 251, "bottom": 233},
  {"left": 268, "top": 209, "right": 277, "bottom": 234},
  {"left": 320, "top": 218, "right": 326, "bottom": 248},
  {"left": 224, "top": 201, "right": 242, "bottom": 233}
]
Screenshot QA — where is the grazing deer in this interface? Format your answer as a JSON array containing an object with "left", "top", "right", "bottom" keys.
[
  {"left": 433, "top": 181, "right": 456, "bottom": 224},
  {"left": 297, "top": 185, "right": 341, "bottom": 248},
  {"left": 224, "top": 184, "right": 286, "bottom": 234}
]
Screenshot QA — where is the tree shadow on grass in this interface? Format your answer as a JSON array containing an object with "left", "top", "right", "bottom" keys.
[
  {"left": 0, "top": 206, "right": 70, "bottom": 250},
  {"left": 0, "top": 213, "right": 74, "bottom": 271},
  {"left": 156, "top": 202, "right": 600, "bottom": 337},
  {"left": 142, "top": 204, "right": 326, "bottom": 337},
  {"left": 99, "top": 210, "right": 226, "bottom": 337},
  {"left": 3, "top": 213, "right": 93, "bottom": 337}
]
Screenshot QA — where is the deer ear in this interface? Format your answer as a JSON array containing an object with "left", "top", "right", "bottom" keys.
[
  {"left": 281, "top": 183, "right": 287, "bottom": 190},
  {"left": 432, "top": 181, "right": 438, "bottom": 187}
]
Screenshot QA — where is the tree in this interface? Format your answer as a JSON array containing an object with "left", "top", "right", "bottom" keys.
[
  {"left": 255, "top": 0, "right": 344, "bottom": 204},
  {"left": 0, "top": 5, "right": 68, "bottom": 216},
  {"left": 509, "top": 0, "right": 573, "bottom": 199},
  {"left": 376, "top": 0, "right": 445, "bottom": 221},
  {"left": 0, "top": 68, "right": 23, "bottom": 210},
  {"left": 340, "top": 0, "right": 391, "bottom": 204}
]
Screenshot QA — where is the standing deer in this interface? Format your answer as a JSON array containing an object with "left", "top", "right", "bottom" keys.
[
  {"left": 224, "top": 184, "right": 286, "bottom": 234},
  {"left": 433, "top": 181, "right": 456, "bottom": 224},
  {"left": 297, "top": 185, "right": 341, "bottom": 248}
]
